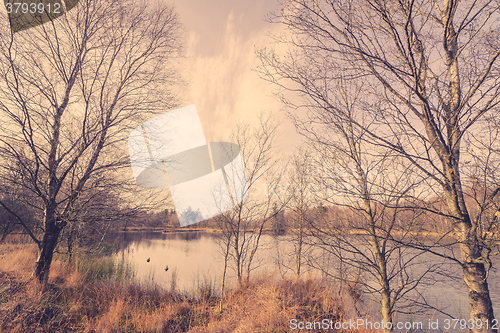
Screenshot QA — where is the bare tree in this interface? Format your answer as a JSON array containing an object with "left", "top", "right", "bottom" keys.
[
  {"left": 0, "top": 0, "right": 183, "bottom": 284},
  {"left": 258, "top": 1, "right": 500, "bottom": 331},
  {"left": 278, "top": 151, "right": 316, "bottom": 279},
  {"left": 262, "top": 66, "right": 439, "bottom": 329},
  {"left": 215, "top": 115, "right": 285, "bottom": 290}
]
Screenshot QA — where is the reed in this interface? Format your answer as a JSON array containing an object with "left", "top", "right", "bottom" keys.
[{"left": 0, "top": 243, "right": 375, "bottom": 332}]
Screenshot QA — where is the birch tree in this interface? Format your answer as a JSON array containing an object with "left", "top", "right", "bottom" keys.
[
  {"left": 262, "top": 68, "right": 438, "bottom": 329},
  {"left": 258, "top": 0, "right": 500, "bottom": 331}
]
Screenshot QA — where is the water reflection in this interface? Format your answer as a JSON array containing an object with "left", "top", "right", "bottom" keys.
[{"left": 106, "top": 232, "right": 228, "bottom": 293}]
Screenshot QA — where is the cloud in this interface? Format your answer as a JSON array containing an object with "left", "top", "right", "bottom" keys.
[{"left": 178, "top": 9, "right": 299, "bottom": 152}]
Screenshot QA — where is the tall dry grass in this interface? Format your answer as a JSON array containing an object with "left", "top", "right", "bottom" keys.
[{"left": 0, "top": 242, "right": 376, "bottom": 332}]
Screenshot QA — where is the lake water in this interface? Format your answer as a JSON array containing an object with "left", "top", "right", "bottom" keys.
[
  {"left": 105, "top": 231, "right": 500, "bottom": 331},
  {"left": 106, "top": 231, "right": 281, "bottom": 293}
]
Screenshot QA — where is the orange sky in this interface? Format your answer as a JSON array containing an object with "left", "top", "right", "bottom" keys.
[{"left": 167, "top": 0, "right": 301, "bottom": 153}]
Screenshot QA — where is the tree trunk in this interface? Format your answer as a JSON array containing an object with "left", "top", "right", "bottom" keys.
[
  {"left": 221, "top": 238, "right": 230, "bottom": 297},
  {"left": 380, "top": 284, "right": 393, "bottom": 332},
  {"left": 35, "top": 210, "right": 63, "bottom": 285},
  {"left": 460, "top": 242, "right": 496, "bottom": 333},
  {"left": 448, "top": 186, "right": 496, "bottom": 333},
  {"left": 374, "top": 244, "right": 393, "bottom": 332},
  {"left": 35, "top": 231, "right": 60, "bottom": 284},
  {"left": 296, "top": 225, "right": 303, "bottom": 278},
  {"left": 67, "top": 224, "right": 74, "bottom": 268},
  {"left": 235, "top": 243, "right": 242, "bottom": 286},
  {"left": 296, "top": 241, "right": 302, "bottom": 278}
]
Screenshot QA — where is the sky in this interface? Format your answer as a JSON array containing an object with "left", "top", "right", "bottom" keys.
[{"left": 166, "top": 0, "right": 301, "bottom": 153}]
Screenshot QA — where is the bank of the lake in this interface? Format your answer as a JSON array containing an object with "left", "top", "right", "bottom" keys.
[
  {"left": 0, "top": 242, "right": 370, "bottom": 333},
  {"left": 104, "top": 230, "right": 500, "bottom": 330}
]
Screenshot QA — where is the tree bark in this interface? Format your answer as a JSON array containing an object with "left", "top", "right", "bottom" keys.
[
  {"left": 461, "top": 242, "right": 496, "bottom": 333},
  {"left": 445, "top": 175, "right": 496, "bottom": 332},
  {"left": 380, "top": 278, "right": 393, "bottom": 332},
  {"left": 296, "top": 224, "right": 303, "bottom": 278},
  {"left": 35, "top": 209, "right": 63, "bottom": 285}
]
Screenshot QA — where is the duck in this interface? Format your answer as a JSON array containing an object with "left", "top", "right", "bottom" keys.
[
  {"left": 165, "top": 265, "right": 169, "bottom": 272},
  {"left": 147, "top": 257, "right": 150, "bottom": 262}
]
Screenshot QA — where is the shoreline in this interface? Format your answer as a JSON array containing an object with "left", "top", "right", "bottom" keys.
[
  {"left": 113, "top": 227, "right": 221, "bottom": 233},
  {"left": 111, "top": 227, "right": 454, "bottom": 240}
]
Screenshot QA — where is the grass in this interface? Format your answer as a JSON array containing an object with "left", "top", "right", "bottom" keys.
[{"left": 0, "top": 242, "right": 377, "bottom": 332}]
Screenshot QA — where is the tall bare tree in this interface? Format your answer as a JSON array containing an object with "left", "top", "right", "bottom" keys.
[
  {"left": 215, "top": 115, "right": 284, "bottom": 289},
  {"left": 0, "top": 0, "right": 183, "bottom": 284},
  {"left": 258, "top": 0, "right": 500, "bottom": 331},
  {"left": 260, "top": 66, "right": 439, "bottom": 329}
]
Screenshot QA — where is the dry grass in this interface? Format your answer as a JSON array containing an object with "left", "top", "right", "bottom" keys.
[{"left": 0, "top": 243, "right": 376, "bottom": 332}]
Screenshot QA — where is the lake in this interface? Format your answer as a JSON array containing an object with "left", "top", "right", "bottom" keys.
[{"left": 104, "top": 231, "right": 500, "bottom": 330}]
